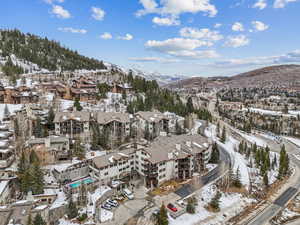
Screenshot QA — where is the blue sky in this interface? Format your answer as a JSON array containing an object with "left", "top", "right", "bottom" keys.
[{"left": 1, "top": 0, "right": 300, "bottom": 77}]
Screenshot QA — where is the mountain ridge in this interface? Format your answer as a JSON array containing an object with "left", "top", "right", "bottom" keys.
[{"left": 166, "top": 64, "right": 300, "bottom": 90}]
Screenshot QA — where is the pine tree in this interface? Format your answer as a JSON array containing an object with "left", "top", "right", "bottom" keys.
[
  {"left": 209, "top": 142, "right": 220, "bottom": 163},
  {"left": 186, "top": 198, "right": 196, "bottom": 214},
  {"left": 263, "top": 172, "right": 269, "bottom": 187},
  {"left": 79, "top": 184, "right": 87, "bottom": 206},
  {"left": 33, "top": 213, "right": 46, "bottom": 225},
  {"left": 32, "top": 161, "right": 44, "bottom": 195},
  {"left": 156, "top": 204, "right": 168, "bottom": 225},
  {"left": 47, "top": 107, "right": 55, "bottom": 130},
  {"left": 73, "top": 139, "right": 85, "bottom": 159},
  {"left": 209, "top": 191, "right": 221, "bottom": 211},
  {"left": 221, "top": 126, "right": 226, "bottom": 143},
  {"left": 26, "top": 214, "right": 33, "bottom": 225},
  {"left": 233, "top": 167, "right": 242, "bottom": 188},
  {"left": 3, "top": 104, "right": 10, "bottom": 119},
  {"left": 33, "top": 118, "right": 44, "bottom": 138},
  {"left": 67, "top": 196, "right": 78, "bottom": 219},
  {"left": 186, "top": 97, "right": 194, "bottom": 114},
  {"left": 74, "top": 98, "right": 83, "bottom": 111}
]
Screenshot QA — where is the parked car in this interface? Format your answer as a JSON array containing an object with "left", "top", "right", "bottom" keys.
[
  {"left": 167, "top": 203, "right": 178, "bottom": 212},
  {"left": 101, "top": 204, "right": 112, "bottom": 210},
  {"left": 106, "top": 199, "right": 118, "bottom": 207},
  {"left": 123, "top": 188, "right": 134, "bottom": 200}
]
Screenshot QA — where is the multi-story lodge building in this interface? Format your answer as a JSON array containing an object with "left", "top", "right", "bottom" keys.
[
  {"left": 25, "top": 136, "right": 70, "bottom": 166},
  {"left": 135, "top": 111, "right": 170, "bottom": 139},
  {"left": 89, "top": 134, "right": 212, "bottom": 189},
  {"left": 96, "top": 112, "right": 131, "bottom": 141},
  {"left": 54, "top": 111, "right": 91, "bottom": 142}
]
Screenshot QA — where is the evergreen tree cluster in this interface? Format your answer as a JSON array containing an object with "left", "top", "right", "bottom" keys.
[
  {"left": 17, "top": 151, "right": 44, "bottom": 195},
  {"left": 209, "top": 142, "right": 220, "bottom": 164},
  {"left": 155, "top": 204, "right": 169, "bottom": 225},
  {"left": 278, "top": 145, "right": 290, "bottom": 179},
  {"left": 27, "top": 213, "right": 46, "bottom": 225},
  {"left": 0, "top": 29, "right": 107, "bottom": 72},
  {"left": 208, "top": 191, "right": 221, "bottom": 211},
  {"left": 126, "top": 74, "right": 212, "bottom": 120}
]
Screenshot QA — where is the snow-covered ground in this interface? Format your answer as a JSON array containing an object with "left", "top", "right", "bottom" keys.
[
  {"left": 245, "top": 107, "right": 300, "bottom": 118},
  {"left": 191, "top": 119, "right": 202, "bottom": 135},
  {"left": 218, "top": 137, "right": 250, "bottom": 189},
  {"left": 99, "top": 209, "right": 113, "bottom": 222},
  {"left": 0, "top": 104, "right": 23, "bottom": 121},
  {"left": 205, "top": 125, "right": 250, "bottom": 189},
  {"left": 232, "top": 128, "right": 268, "bottom": 147},
  {"left": 170, "top": 184, "right": 254, "bottom": 225},
  {"left": 283, "top": 137, "right": 300, "bottom": 148},
  {"left": 206, "top": 164, "right": 218, "bottom": 172}
]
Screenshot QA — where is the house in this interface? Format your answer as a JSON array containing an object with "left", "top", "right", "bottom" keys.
[
  {"left": 26, "top": 136, "right": 70, "bottom": 165},
  {"left": 54, "top": 111, "right": 91, "bottom": 142},
  {"left": 111, "top": 83, "right": 133, "bottom": 95}
]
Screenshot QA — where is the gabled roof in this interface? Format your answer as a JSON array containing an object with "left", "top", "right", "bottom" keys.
[
  {"left": 54, "top": 111, "right": 91, "bottom": 123},
  {"left": 96, "top": 112, "right": 131, "bottom": 124}
]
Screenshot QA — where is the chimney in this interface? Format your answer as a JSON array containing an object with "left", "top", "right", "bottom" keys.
[
  {"left": 45, "top": 137, "right": 51, "bottom": 148},
  {"left": 186, "top": 141, "right": 191, "bottom": 147},
  {"left": 175, "top": 144, "right": 181, "bottom": 151}
]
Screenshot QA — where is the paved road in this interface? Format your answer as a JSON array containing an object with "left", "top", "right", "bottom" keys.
[
  {"left": 175, "top": 144, "right": 230, "bottom": 198},
  {"left": 205, "top": 95, "right": 300, "bottom": 225},
  {"left": 244, "top": 138, "right": 300, "bottom": 225},
  {"left": 274, "top": 187, "right": 298, "bottom": 207}
]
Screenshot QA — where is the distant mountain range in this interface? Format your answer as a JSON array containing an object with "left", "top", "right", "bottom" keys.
[
  {"left": 0, "top": 29, "right": 184, "bottom": 85},
  {"left": 166, "top": 64, "right": 300, "bottom": 90}
]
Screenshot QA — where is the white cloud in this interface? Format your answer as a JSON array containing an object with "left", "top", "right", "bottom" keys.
[
  {"left": 136, "top": 0, "right": 217, "bottom": 18},
  {"left": 232, "top": 22, "right": 244, "bottom": 32},
  {"left": 58, "top": 27, "right": 87, "bottom": 34},
  {"left": 145, "top": 38, "right": 218, "bottom": 59},
  {"left": 225, "top": 35, "right": 250, "bottom": 48},
  {"left": 214, "top": 23, "right": 222, "bottom": 28},
  {"left": 180, "top": 27, "right": 223, "bottom": 41},
  {"left": 152, "top": 16, "right": 180, "bottom": 26},
  {"left": 51, "top": 5, "right": 71, "bottom": 19},
  {"left": 252, "top": 21, "right": 269, "bottom": 31},
  {"left": 212, "top": 50, "right": 300, "bottom": 68},
  {"left": 44, "top": 0, "right": 64, "bottom": 4},
  {"left": 253, "top": 0, "right": 267, "bottom": 9},
  {"left": 91, "top": 7, "right": 105, "bottom": 21},
  {"left": 100, "top": 32, "right": 112, "bottom": 40},
  {"left": 118, "top": 34, "right": 134, "bottom": 40},
  {"left": 274, "top": 0, "right": 298, "bottom": 8},
  {"left": 129, "top": 57, "right": 180, "bottom": 63}
]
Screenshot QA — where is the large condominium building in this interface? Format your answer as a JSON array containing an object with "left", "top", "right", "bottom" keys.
[
  {"left": 135, "top": 111, "right": 170, "bottom": 139},
  {"left": 89, "top": 134, "right": 212, "bottom": 189},
  {"left": 96, "top": 112, "right": 132, "bottom": 141},
  {"left": 54, "top": 111, "right": 91, "bottom": 142}
]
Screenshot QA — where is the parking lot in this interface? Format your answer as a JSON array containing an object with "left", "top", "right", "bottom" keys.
[{"left": 99, "top": 185, "right": 149, "bottom": 225}]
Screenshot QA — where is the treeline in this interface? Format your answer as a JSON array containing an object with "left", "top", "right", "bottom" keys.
[
  {"left": 17, "top": 151, "right": 44, "bottom": 195},
  {"left": 0, "top": 29, "right": 107, "bottom": 72},
  {"left": 238, "top": 141, "right": 290, "bottom": 187},
  {"left": 126, "top": 71, "right": 212, "bottom": 119}
]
